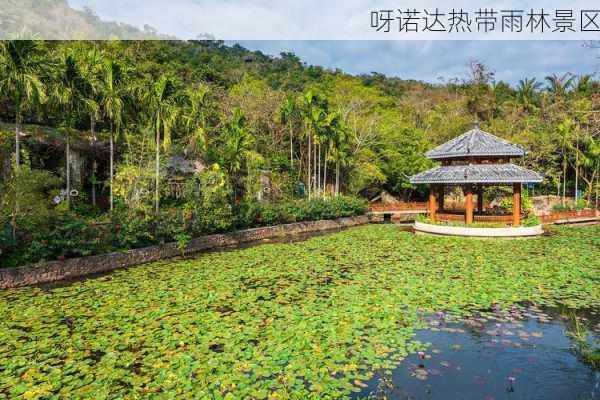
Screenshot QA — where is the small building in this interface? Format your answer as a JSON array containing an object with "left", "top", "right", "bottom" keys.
[{"left": 409, "top": 124, "right": 543, "bottom": 225}]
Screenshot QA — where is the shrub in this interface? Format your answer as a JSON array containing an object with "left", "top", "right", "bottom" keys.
[
  {"left": 521, "top": 215, "right": 541, "bottom": 227},
  {"left": 188, "top": 165, "right": 233, "bottom": 235},
  {"left": 21, "top": 213, "right": 104, "bottom": 264},
  {"left": 233, "top": 195, "right": 367, "bottom": 229},
  {"left": 111, "top": 210, "right": 156, "bottom": 249}
]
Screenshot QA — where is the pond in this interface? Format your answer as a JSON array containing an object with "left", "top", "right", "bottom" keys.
[
  {"left": 359, "top": 305, "right": 600, "bottom": 400},
  {"left": 1, "top": 224, "right": 599, "bottom": 398}
]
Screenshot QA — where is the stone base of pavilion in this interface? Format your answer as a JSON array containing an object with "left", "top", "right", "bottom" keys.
[{"left": 414, "top": 221, "right": 544, "bottom": 238}]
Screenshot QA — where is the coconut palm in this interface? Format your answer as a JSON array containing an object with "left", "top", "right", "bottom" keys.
[
  {"left": 516, "top": 78, "right": 542, "bottom": 112},
  {"left": 545, "top": 73, "right": 575, "bottom": 98},
  {"left": 0, "top": 40, "right": 47, "bottom": 239},
  {"left": 142, "top": 75, "right": 180, "bottom": 214},
  {"left": 575, "top": 74, "right": 594, "bottom": 97}
]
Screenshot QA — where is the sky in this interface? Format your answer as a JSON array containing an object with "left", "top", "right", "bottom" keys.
[{"left": 67, "top": 0, "right": 600, "bottom": 84}]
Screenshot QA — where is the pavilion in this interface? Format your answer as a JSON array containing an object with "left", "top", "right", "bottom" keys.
[{"left": 409, "top": 124, "right": 543, "bottom": 226}]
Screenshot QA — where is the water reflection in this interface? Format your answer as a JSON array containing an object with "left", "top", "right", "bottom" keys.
[{"left": 359, "top": 305, "right": 600, "bottom": 400}]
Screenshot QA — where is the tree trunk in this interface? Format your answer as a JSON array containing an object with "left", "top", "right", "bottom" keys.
[
  {"left": 66, "top": 132, "right": 71, "bottom": 209},
  {"left": 12, "top": 115, "right": 20, "bottom": 241},
  {"left": 91, "top": 114, "right": 96, "bottom": 207},
  {"left": 317, "top": 143, "right": 321, "bottom": 195},
  {"left": 109, "top": 129, "right": 114, "bottom": 212},
  {"left": 155, "top": 130, "right": 160, "bottom": 214},
  {"left": 289, "top": 121, "right": 293, "bottom": 169},
  {"left": 323, "top": 151, "right": 328, "bottom": 195},
  {"left": 313, "top": 142, "right": 317, "bottom": 195},
  {"left": 562, "top": 158, "right": 567, "bottom": 205},
  {"left": 575, "top": 135, "right": 579, "bottom": 202},
  {"left": 596, "top": 170, "right": 600, "bottom": 209},
  {"left": 335, "top": 161, "right": 340, "bottom": 195},
  {"left": 14, "top": 117, "right": 20, "bottom": 167},
  {"left": 307, "top": 128, "right": 311, "bottom": 198}
]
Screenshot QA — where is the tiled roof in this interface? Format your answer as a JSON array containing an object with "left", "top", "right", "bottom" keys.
[
  {"left": 409, "top": 163, "right": 543, "bottom": 184},
  {"left": 426, "top": 127, "right": 526, "bottom": 160}
]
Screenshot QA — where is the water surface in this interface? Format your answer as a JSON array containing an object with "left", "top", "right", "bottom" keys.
[{"left": 359, "top": 306, "right": 600, "bottom": 400}]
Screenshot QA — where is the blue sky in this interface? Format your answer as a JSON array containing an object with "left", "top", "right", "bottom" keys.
[
  {"left": 67, "top": 0, "right": 600, "bottom": 84},
  {"left": 235, "top": 40, "right": 598, "bottom": 85}
]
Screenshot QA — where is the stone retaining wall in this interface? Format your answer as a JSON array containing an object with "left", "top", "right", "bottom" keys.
[{"left": 0, "top": 216, "right": 369, "bottom": 289}]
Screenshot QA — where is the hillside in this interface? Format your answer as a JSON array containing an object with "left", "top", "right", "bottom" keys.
[{"left": 0, "top": 0, "right": 168, "bottom": 39}]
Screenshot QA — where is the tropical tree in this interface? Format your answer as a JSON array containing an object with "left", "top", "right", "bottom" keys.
[
  {"left": 78, "top": 45, "right": 103, "bottom": 206},
  {"left": 142, "top": 75, "right": 180, "bottom": 214},
  {"left": 575, "top": 74, "right": 594, "bottom": 97},
  {"left": 545, "top": 73, "right": 575, "bottom": 99},
  {"left": 52, "top": 51, "right": 89, "bottom": 208},
  {"left": 0, "top": 40, "right": 47, "bottom": 239},
  {"left": 328, "top": 118, "right": 350, "bottom": 194},
  {"left": 557, "top": 118, "right": 575, "bottom": 204},
  {"left": 218, "top": 108, "right": 257, "bottom": 199},
  {"left": 299, "top": 90, "right": 328, "bottom": 197},
  {"left": 577, "top": 134, "right": 600, "bottom": 205},
  {"left": 516, "top": 78, "right": 542, "bottom": 112},
  {"left": 99, "top": 59, "right": 127, "bottom": 211},
  {"left": 183, "top": 84, "right": 210, "bottom": 158},
  {"left": 279, "top": 95, "right": 297, "bottom": 169}
]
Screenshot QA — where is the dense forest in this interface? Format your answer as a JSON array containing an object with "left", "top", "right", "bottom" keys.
[{"left": 0, "top": 39, "right": 599, "bottom": 266}]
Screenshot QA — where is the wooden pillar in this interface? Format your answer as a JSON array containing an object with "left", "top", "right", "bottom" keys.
[
  {"left": 513, "top": 183, "right": 521, "bottom": 226},
  {"left": 429, "top": 185, "right": 437, "bottom": 222},
  {"left": 477, "top": 184, "right": 484, "bottom": 212},
  {"left": 437, "top": 185, "right": 444, "bottom": 212},
  {"left": 465, "top": 185, "right": 474, "bottom": 224}
]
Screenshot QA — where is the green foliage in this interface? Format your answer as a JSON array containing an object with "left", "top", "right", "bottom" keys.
[
  {"left": 552, "top": 199, "right": 590, "bottom": 212},
  {"left": 417, "top": 214, "right": 541, "bottom": 227},
  {"left": 500, "top": 188, "right": 534, "bottom": 215},
  {"left": 566, "top": 312, "right": 600, "bottom": 369},
  {"left": 188, "top": 164, "right": 233, "bottom": 235},
  {"left": 111, "top": 210, "right": 155, "bottom": 249},
  {"left": 521, "top": 214, "right": 541, "bottom": 227},
  {"left": 0, "top": 224, "right": 598, "bottom": 397},
  {"left": 3, "top": 212, "right": 104, "bottom": 267},
  {"left": 234, "top": 196, "right": 367, "bottom": 229}
]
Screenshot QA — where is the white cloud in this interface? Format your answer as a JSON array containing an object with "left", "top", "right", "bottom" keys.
[
  {"left": 68, "top": 0, "right": 600, "bottom": 40},
  {"left": 65, "top": 0, "right": 600, "bottom": 83},
  {"left": 236, "top": 40, "right": 599, "bottom": 84}
]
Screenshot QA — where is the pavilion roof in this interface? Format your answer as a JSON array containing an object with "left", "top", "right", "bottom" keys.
[
  {"left": 409, "top": 163, "right": 543, "bottom": 185},
  {"left": 426, "top": 126, "right": 526, "bottom": 160}
]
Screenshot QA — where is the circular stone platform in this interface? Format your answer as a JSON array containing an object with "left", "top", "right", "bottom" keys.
[{"left": 414, "top": 221, "right": 543, "bottom": 237}]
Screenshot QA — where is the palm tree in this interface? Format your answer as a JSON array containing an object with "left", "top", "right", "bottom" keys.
[
  {"left": 183, "top": 85, "right": 209, "bottom": 158},
  {"left": 99, "top": 59, "right": 126, "bottom": 212},
  {"left": 557, "top": 118, "right": 574, "bottom": 205},
  {"left": 279, "top": 96, "right": 296, "bottom": 169},
  {"left": 0, "top": 40, "right": 47, "bottom": 239},
  {"left": 142, "top": 75, "right": 180, "bottom": 214},
  {"left": 323, "top": 112, "right": 347, "bottom": 195},
  {"left": 0, "top": 40, "right": 46, "bottom": 167},
  {"left": 78, "top": 46, "right": 103, "bottom": 206},
  {"left": 516, "top": 78, "right": 542, "bottom": 112},
  {"left": 545, "top": 73, "right": 575, "bottom": 98},
  {"left": 220, "top": 108, "right": 255, "bottom": 199},
  {"left": 53, "top": 51, "right": 88, "bottom": 208},
  {"left": 300, "top": 91, "right": 325, "bottom": 197},
  {"left": 575, "top": 74, "right": 593, "bottom": 97}
]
